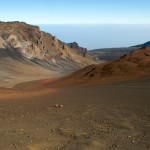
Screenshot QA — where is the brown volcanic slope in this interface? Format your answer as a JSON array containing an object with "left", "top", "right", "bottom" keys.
[
  {"left": 56, "top": 47, "right": 150, "bottom": 85},
  {"left": 0, "top": 21, "right": 93, "bottom": 87}
]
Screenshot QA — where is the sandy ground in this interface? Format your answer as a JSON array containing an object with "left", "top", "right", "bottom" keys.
[
  {"left": 0, "top": 57, "right": 64, "bottom": 88},
  {"left": 0, "top": 78, "right": 150, "bottom": 150}
]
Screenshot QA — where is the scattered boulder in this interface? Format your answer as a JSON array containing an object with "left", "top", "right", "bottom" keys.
[
  {"left": 59, "top": 105, "right": 64, "bottom": 108},
  {"left": 55, "top": 104, "right": 59, "bottom": 107},
  {"left": 54, "top": 104, "right": 64, "bottom": 108}
]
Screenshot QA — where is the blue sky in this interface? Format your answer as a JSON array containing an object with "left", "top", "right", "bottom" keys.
[{"left": 0, "top": 0, "right": 150, "bottom": 24}]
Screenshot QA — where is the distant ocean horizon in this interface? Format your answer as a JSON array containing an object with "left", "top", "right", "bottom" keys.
[{"left": 39, "top": 24, "right": 150, "bottom": 50}]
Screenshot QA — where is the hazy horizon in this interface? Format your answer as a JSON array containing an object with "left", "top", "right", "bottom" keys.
[{"left": 39, "top": 24, "right": 150, "bottom": 50}]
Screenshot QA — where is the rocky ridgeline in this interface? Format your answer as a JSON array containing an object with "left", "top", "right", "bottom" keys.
[
  {"left": 0, "top": 21, "right": 92, "bottom": 68},
  {"left": 133, "top": 41, "right": 150, "bottom": 48}
]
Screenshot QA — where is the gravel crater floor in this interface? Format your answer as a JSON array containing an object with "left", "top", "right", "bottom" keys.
[{"left": 0, "top": 78, "right": 150, "bottom": 150}]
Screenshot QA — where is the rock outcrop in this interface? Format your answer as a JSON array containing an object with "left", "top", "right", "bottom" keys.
[{"left": 67, "top": 42, "right": 87, "bottom": 57}]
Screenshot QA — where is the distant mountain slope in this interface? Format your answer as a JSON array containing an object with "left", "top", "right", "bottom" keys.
[
  {"left": 0, "top": 21, "right": 93, "bottom": 87},
  {"left": 133, "top": 41, "right": 150, "bottom": 48},
  {"left": 89, "top": 41, "right": 150, "bottom": 62},
  {"left": 88, "top": 47, "right": 137, "bottom": 62}
]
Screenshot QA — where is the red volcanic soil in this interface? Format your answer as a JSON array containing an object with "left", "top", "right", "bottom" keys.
[{"left": 53, "top": 47, "right": 150, "bottom": 86}]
